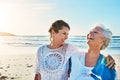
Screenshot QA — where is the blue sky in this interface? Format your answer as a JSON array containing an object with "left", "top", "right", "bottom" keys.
[{"left": 0, "top": 0, "right": 120, "bottom": 36}]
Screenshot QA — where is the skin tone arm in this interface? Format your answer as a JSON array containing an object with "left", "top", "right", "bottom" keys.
[
  {"left": 106, "top": 55, "right": 116, "bottom": 69},
  {"left": 34, "top": 73, "right": 41, "bottom": 80}
]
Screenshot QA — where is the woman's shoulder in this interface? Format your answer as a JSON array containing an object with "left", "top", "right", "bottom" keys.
[
  {"left": 65, "top": 43, "right": 75, "bottom": 47},
  {"left": 74, "top": 51, "right": 86, "bottom": 60},
  {"left": 65, "top": 43, "right": 78, "bottom": 51},
  {"left": 37, "top": 45, "right": 47, "bottom": 51},
  {"left": 71, "top": 51, "right": 86, "bottom": 61}
]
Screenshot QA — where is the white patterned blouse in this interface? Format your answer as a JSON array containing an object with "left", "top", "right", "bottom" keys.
[{"left": 35, "top": 43, "right": 77, "bottom": 80}]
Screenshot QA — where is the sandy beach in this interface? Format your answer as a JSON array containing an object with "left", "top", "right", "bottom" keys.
[
  {"left": 0, "top": 54, "right": 119, "bottom": 80},
  {"left": 0, "top": 54, "right": 36, "bottom": 80}
]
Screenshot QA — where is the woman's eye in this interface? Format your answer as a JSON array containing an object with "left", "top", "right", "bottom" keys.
[
  {"left": 63, "top": 33, "right": 66, "bottom": 35},
  {"left": 93, "top": 32, "right": 98, "bottom": 33}
]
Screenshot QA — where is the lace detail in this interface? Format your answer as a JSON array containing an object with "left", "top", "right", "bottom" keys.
[
  {"left": 42, "top": 52, "right": 65, "bottom": 72},
  {"left": 35, "top": 43, "right": 76, "bottom": 80}
]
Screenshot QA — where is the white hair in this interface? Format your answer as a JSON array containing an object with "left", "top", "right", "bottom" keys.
[{"left": 93, "top": 23, "right": 112, "bottom": 50}]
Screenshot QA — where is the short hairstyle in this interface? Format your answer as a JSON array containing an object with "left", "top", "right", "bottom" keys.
[{"left": 93, "top": 24, "right": 112, "bottom": 50}]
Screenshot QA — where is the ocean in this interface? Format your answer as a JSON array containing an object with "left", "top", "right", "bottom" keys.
[{"left": 0, "top": 35, "right": 120, "bottom": 55}]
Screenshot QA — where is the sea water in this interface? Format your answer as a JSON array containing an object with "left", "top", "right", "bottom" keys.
[{"left": 0, "top": 35, "right": 120, "bottom": 55}]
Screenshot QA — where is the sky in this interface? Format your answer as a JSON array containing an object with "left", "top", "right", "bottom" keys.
[{"left": 0, "top": 0, "right": 120, "bottom": 36}]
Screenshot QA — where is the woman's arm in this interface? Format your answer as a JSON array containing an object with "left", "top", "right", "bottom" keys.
[
  {"left": 106, "top": 55, "right": 116, "bottom": 69},
  {"left": 34, "top": 73, "right": 41, "bottom": 80},
  {"left": 34, "top": 47, "right": 42, "bottom": 80}
]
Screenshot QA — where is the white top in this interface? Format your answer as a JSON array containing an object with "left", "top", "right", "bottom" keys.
[
  {"left": 35, "top": 43, "right": 78, "bottom": 80},
  {"left": 70, "top": 52, "right": 94, "bottom": 80}
]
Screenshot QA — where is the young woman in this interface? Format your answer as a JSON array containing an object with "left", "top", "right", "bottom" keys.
[{"left": 34, "top": 20, "right": 76, "bottom": 80}]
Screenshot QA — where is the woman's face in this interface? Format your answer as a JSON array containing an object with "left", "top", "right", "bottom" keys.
[
  {"left": 87, "top": 27, "right": 105, "bottom": 48},
  {"left": 53, "top": 26, "right": 70, "bottom": 45}
]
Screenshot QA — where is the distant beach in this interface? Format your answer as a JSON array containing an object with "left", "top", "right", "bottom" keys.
[
  {"left": 0, "top": 32, "right": 16, "bottom": 36},
  {"left": 0, "top": 36, "right": 120, "bottom": 80}
]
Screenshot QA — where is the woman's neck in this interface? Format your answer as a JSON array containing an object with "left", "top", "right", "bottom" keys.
[
  {"left": 85, "top": 48, "right": 100, "bottom": 67},
  {"left": 88, "top": 48, "right": 100, "bottom": 55},
  {"left": 49, "top": 42, "right": 63, "bottom": 49}
]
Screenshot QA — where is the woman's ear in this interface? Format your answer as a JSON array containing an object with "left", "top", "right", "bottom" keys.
[
  {"left": 51, "top": 29, "right": 56, "bottom": 34},
  {"left": 51, "top": 30, "right": 56, "bottom": 38},
  {"left": 103, "top": 38, "right": 106, "bottom": 42},
  {"left": 102, "top": 38, "right": 106, "bottom": 44}
]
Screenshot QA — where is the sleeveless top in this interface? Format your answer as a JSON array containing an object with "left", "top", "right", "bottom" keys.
[{"left": 35, "top": 43, "right": 77, "bottom": 80}]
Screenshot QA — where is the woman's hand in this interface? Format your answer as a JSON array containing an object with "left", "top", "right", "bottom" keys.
[
  {"left": 106, "top": 55, "right": 116, "bottom": 69},
  {"left": 34, "top": 73, "right": 41, "bottom": 80}
]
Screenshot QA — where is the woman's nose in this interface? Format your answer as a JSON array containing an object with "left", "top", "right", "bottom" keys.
[
  {"left": 89, "top": 31, "right": 94, "bottom": 35},
  {"left": 87, "top": 32, "right": 93, "bottom": 38},
  {"left": 90, "top": 31, "right": 92, "bottom": 34},
  {"left": 65, "top": 35, "right": 68, "bottom": 40}
]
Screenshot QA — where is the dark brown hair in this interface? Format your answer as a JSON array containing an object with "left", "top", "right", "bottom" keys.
[{"left": 48, "top": 20, "right": 70, "bottom": 33}]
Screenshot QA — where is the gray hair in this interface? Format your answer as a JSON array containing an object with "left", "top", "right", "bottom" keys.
[{"left": 93, "top": 24, "right": 112, "bottom": 50}]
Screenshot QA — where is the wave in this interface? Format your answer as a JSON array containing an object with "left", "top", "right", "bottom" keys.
[{"left": 0, "top": 36, "right": 120, "bottom": 48}]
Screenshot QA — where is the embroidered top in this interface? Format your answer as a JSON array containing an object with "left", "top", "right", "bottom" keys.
[{"left": 35, "top": 43, "right": 77, "bottom": 80}]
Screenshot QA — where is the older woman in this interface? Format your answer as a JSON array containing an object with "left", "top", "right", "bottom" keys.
[{"left": 70, "top": 24, "right": 117, "bottom": 80}]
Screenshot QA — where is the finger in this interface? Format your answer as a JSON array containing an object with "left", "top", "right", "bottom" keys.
[
  {"left": 106, "top": 59, "right": 113, "bottom": 66},
  {"left": 108, "top": 62, "right": 115, "bottom": 69},
  {"left": 106, "top": 59, "right": 115, "bottom": 68},
  {"left": 106, "top": 56, "right": 110, "bottom": 65},
  {"left": 106, "top": 55, "right": 115, "bottom": 66},
  {"left": 106, "top": 55, "right": 112, "bottom": 63},
  {"left": 112, "top": 65, "right": 115, "bottom": 69}
]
